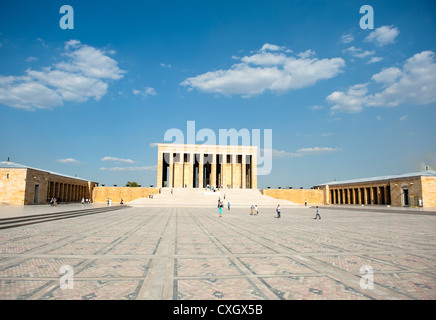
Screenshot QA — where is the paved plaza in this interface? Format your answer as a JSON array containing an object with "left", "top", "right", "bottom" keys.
[{"left": 0, "top": 205, "right": 435, "bottom": 300}]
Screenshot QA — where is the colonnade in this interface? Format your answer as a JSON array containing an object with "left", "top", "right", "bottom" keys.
[
  {"left": 156, "top": 144, "right": 258, "bottom": 189},
  {"left": 329, "top": 184, "right": 391, "bottom": 205},
  {"left": 46, "top": 181, "right": 90, "bottom": 202}
]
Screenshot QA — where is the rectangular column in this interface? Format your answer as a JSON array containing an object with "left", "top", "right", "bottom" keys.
[
  {"left": 241, "top": 154, "right": 246, "bottom": 189},
  {"left": 210, "top": 154, "right": 217, "bottom": 188},
  {"left": 168, "top": 153, "right": 174, "bottom": 188},
  {"left": 198, "top": 154, "right": 204, "bottom": 189},
  {"left": 157, "top": 151, "right": 163, "bottom": 188},
  {"left": 251, "top": 153, "right": 257, "bottom": 189}
]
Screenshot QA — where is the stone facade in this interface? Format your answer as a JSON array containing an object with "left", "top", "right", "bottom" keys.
[
  {"left": 92, "top": 187, "right": 159, "bottom": 203},
  {"left": 261, "top": 188, "right": 324, "bottom": 205},
  {"left": 314, "top": 171, "right": 436, "bottom": 208},
  {"left": 0, "top": 162, "right": 97, "bottom": 205},
  {"left": 156, "top": 143, "right": 257, "bottom": 189}
]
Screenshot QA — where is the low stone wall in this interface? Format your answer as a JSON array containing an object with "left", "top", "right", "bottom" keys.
[
  {"left": 92, "top": 187, "right": 159, "bottom": 203},
  {"left": 261, "top": 188, "right": 324, "bottom": 205}
]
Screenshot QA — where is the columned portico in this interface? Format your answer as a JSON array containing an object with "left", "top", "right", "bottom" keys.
[{"left": 156, "top": 143, "right": 258, "bottom": 189}]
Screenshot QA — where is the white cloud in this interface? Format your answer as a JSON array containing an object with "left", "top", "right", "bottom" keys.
[
  {"left": 367, "top": 57, "right": 383, "bottom": 64},
  {"left": 365, "top": 25, "right": 399, "bottom": 46},
  {"left": 327, "top": 51, "right": 436, "bottom": 113},
  {"left": 309, "top": 105, "right": 324, "bottom": 110},
  {"left": 160, "top": 63, "right": 171, "bottom": 68},
  {"left": 100, "top": 156, "right": 135, "bottom": 164},
  {"left": 296, "top": 147, "right": 342, "bottom": 155},
  {"left": 399, "top": 115, "right": 409, "bottom": 121},
  {"left": 341, "top": 33, "right": 354, "bottom": 44},
  {"left": 342, "top": 46, "right": 375, "bottom": 59},
  {"left": 327, "top": 83, "right": 368, "bottom": 113},
  {"left": 260, "top": 43, "right": 286, "bottom": 52},
  {"left": 0, "top": 40, "right": 124, "bottom": 110},
  {"left": 265, "top": 146, "right": 340, "bottom": 158},
  {"left": 25, "top": 57, "right": 38, "bottom": 62},
  {"left": 133, "top": 87, "right": 156, "bottom": 97},
  {"left": 181, "top": 44, "right": 345, "bottom": 97},
  {"left": 56, "top": 158, "right": 81, "bottom": 164},
  {"left": 99, "top": 165, "right": 156, "bottom": 171}
]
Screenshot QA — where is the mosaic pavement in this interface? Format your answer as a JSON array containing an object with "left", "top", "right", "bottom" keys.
[{"left": 0, "top": 206, "right": 435, "bottom": 300}]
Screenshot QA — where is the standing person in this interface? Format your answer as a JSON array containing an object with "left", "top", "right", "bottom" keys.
[
  {"left": 314, "top": 206, "right": 321, "bottom": 219},
  {"left": 250, "top": 204, "right": 254, "bottom": 215},
  {"left": 109, "top": 198, "right": 112, "bottom": 207},
  {"left": 276, "top": 204, "right": 281, "bottom": 218},
  {"left": 255, "top": 205, "right": 258, "bottom": 215},
  {"left": 219, "top": 201, "right": 223, "bottom": 217},
  {"left": 227, "top": 202, "right": 230, "bottom": 210}
]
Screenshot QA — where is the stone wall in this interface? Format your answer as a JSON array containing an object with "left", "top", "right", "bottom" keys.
[
  {"left": 92, "top": 187, "right": 159, "bottom": 203},
  {"left": 421, "top": 176, "right": 436, "bottom": 207},
  {"left": 261, "top": 188, "right": 324, "bottom": 205},
  {"left": 0, "top": 168, "right": 27, "bottom": 205}
]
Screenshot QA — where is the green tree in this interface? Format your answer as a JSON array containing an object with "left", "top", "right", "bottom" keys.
[{"left": 126, "top": 181, "right": 140, "bottom": 187}]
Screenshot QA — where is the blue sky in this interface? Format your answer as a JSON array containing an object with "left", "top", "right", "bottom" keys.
[{"left": 0, "top": 0, "right": 435, "bottom": 188}]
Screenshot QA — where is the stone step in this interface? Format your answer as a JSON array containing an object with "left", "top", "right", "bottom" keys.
[{"left": 128, "top": 188, "right": 301, "bottom": 208}]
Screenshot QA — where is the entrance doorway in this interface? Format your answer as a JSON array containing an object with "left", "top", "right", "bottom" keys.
[
  {"left": 402, "top": 188, "right": 410, "bottom": 206},
  {"left": 34, "top": 184, "right": 39, "bottom": 203}
]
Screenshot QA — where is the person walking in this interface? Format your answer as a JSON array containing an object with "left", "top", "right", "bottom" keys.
[
  {"left": 276, "top": 204, "right": 281, "bottom": 218},
  {"left": 255, "top": 205, "right": 258, "bottom": 215},
  {"left": 227, "top": 202, "right": 230, "bottom": 210},
  {"left": 219, "top": 201, "right": 223, "bottom": 217},
  {"left": 314, "top": 206, "right": 321, "bottom": 219},
  {"left": 250, "top": 204, "right": 254, "bottom": 215}
]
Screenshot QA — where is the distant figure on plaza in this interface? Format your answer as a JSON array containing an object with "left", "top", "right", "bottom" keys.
[
  {"left": 276, "top": 204, "right": 281, "bottom": 218},
  {"left": 227, "top": 202, "right": 230, "bottom": 210},
  {"left": 120, "top": 198, "right": 123, "bottom": 204},
  {"left": 81, "top": 197, "right": 85, "bottom": 204},
  {"left": 53, "top": 198, "right": 57, "bottom": 206},
  {"left": 255, "top": 205, "right": 258, "bottom": 215},
  {"left": 250, "top": 204, "right": 254, "bottom": 215},
  {"left": 305, "top": 200, "right": 307, "bottom": 206},
  {"left": 219, "top": 201, "right": 223, "bottom": 217},
  {"left": 314, "top": 206, "right": 321, "bottom": 220}
]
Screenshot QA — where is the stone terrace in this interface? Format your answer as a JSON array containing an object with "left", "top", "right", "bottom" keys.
[{"left": 0, "top": 205, "right": 435, "bottom": 300}]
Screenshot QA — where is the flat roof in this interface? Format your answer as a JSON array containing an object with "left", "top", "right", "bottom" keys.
[
  {"left": 316, "top": 170, "right": 436, "bottom": 186},
  {"left": 0, "top": 161, "right": 95, "bottom": 183}
]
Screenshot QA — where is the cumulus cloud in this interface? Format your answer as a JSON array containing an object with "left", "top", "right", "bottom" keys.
[
  {"left": 181, "top": 44, "right": 345, "bottom": 97},
  {"left": 0, "top": 40, "right": 124, "bottom": 110},
  {"left": 365, "top": 25, "right": 399, "bottom": 46},
  {"left": 327, "top": 51, "right": 436, "bottom": 113}
]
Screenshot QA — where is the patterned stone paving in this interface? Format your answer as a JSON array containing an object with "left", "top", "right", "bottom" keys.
[{"left": 0, "top": 206, "right": 435, "bottom": 300}]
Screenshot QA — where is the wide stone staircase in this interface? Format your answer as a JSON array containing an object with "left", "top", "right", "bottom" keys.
[{"left": 127, "top": 188, "right": 301, "bottom": 208}]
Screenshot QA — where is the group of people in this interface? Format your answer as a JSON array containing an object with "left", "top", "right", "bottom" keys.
[
  {"left": 49, "top": 198, "right": 58, "bottom": 206},
  {"left": 250, "top": 204, "right": 259, "bottom": 215},
  {"left": 217, "top": 201, "right": 322, "bottom": 220},
  {"left": 81, "top": 198, "right": 91, "bottom": 204},
  {"left": 217, "top": 199, "right": 231, "bottom": 217}
]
